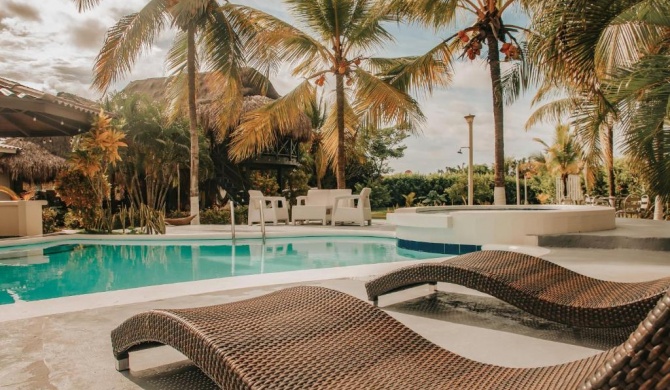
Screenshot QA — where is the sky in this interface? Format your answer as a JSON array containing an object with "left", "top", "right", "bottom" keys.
[{"left": 0, "top": 0, "right": 553, "bottom": 174}]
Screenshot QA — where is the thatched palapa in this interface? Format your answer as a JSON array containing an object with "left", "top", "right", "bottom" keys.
[
  {"left": 121, "top": 68, "right": 311, "bottom": 144},
  {"left": 0, "top": 138, "right": 67, "bottom": 183}
]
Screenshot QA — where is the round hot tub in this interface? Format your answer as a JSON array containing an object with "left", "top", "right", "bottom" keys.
[{"left": 387, "top": 205, "right": 616, "bottom": 255}]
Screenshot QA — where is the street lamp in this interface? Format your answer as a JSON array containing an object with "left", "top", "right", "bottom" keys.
[{"left": 463, "top": 114, "right": 475, "bottom": 206}]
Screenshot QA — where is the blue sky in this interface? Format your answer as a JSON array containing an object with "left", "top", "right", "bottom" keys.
[{"left": 0, "top": 0, "right": 552, "bottom": 173}]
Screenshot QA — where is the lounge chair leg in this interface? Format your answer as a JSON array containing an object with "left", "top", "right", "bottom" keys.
[
  {"left": 115, "top": 355, "right": 129, "bottom": 371},
  {"left": 372, "top": 298, "right": 379, "bottom": 307}
]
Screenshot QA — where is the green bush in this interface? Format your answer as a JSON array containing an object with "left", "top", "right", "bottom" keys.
[
  {"left": 200, "top": 206, "right": 248, "bottom": 225},
  {"left": 42, "top": 208, "right": 59, "bottom": 234},
  {"left": 355, "top": 180, "right": 391, "bottom": 209}
]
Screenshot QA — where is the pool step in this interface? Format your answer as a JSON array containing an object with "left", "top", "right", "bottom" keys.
[{"left": 538, "top": 233, "right": 670, "bottom": 252}]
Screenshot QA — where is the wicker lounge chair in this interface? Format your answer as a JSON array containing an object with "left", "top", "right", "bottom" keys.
[
  {"left": 365, "top": 250, "right": 670, "bottom": 328},
  {"left": 112, "top": 285, "right": 670, "bottom": 389}
]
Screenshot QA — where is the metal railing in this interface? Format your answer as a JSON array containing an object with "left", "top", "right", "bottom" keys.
[
  {"left": 230, "top": 199, "right": 236, "bottom": 242},
  {"left": 258, "top": 199, "right": 266, "bottom": 243}
]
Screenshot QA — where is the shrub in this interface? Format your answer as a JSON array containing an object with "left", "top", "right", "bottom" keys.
[
  {"left": 42, "top": 208, "right": 59, "bottom": 234},
  {"left": 355, "top": 180, "right": 391, "bottom": 209},
  {"left": 200, "top": 206, "right": 248, "bottom": 225}
]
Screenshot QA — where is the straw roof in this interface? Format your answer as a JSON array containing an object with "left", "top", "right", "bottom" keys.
[
  {"left": 122, "top": 68, "right": 311, "bottom": 142},
  {"left": 0, "top": 138, "right": 67, "bottom": 182}
]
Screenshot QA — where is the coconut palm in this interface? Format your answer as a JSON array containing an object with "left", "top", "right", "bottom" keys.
[
  {"left": 534, "top": 124, "right": 583, "bottom": 199},
  {"left": 227, "top": 0, "right": 450, "bottom": 189},
  {"left": 528, "top": 0, "right": 670, "bottom": 207},
  {"left": 391, "top": 0, "right": 534, "bottom": 204},
  {"left": 72, "top": 0, "right": 278, "bottom": 224}
]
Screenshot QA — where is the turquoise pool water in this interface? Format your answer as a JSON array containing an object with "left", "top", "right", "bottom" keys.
[{"left": 0, "top": 237, "right": 440, "bottom": 304}]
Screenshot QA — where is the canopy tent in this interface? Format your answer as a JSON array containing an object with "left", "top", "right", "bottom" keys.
[{"left": 0, "top": 77, "right": 101, "bottom": 137}]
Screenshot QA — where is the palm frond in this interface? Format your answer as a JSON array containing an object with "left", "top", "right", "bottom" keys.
[
  {"left": 352, "top": 67, "right": 425, "bottom": 130},
  {"left": 525, "top": 97, "right": 576, "bottom": 130},
  {"left": 369, "top": 39, "right": 453, "bottom": 97},
  {"left": 93, "top": 0, "right": 169, "bottom": 92},
  {"left": 228, "top": 80, "right": 316, "bottom": 162},
  {"left": 72, "top": 0, "right": 102, "bottom": 12}
]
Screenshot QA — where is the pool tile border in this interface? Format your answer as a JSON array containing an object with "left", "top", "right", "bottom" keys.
[{"left": 397, "top": 238, "right": 482, "bottom": 255}]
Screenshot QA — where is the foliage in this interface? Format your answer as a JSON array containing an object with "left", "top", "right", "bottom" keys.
[
  {"left": 419, "top": 190, "right": 447, "bottom": 206},
  {"left": 63, "top": 210, "right": 84, "bottom": 230},
  {"left": 42, "top": 208, "right": 59, "bottom": 234},
  {"left": 107, "top": 92, "right": 212, "bottom": 211},
  {"left": 358, "top": 126, "right": 410, "bottom": 179},
  {"left": 402, "top": 192, "right": 416, "bottom": 207},
  {"left": 56, "top": 169, "right": 108, "bottom": 229},
  {"left": 230, "top": 0, "right": 444, "bottom": 189},
  {"left": 533, "top": 124, "right": 583, "bottom": 198},
  {"left": 200, "top": 206, "right": 248, "bottom": 225},
  {"left": 392, "top": 0, "right": 532, "bottom": 203},
  {"left": 284, "top": 168, "right": 311, "bottom": 205},
  {"left": 250, "top": 171, "right": 280, "bottom": 196},
  {"left": 354, "top": 180, "right": 391, "bottom": 210}
]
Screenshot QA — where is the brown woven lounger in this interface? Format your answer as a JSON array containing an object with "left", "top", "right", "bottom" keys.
[
  {"left": 365, "top": 250, "right": 670, "bottom": 328},
  {"left": 112, "top": 285, "right": 670, "bottom": 389}
]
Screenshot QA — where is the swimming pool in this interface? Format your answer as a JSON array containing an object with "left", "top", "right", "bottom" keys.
[{"left": 0, "top": 236, "right": 440, "bottom": 304}]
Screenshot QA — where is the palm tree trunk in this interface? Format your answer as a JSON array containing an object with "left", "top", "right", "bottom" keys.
[
  {"left": 187, "top": 24, "right": 200, "bottom": 224},
  {"left": 605, "top": 120, "right": 615, "bottom": 199},
  {"left": 486, "top": 32, "right": 505, "bottom": 205},
  {"left": 335, "top": 73, "right": 346, "bottom": 189}
]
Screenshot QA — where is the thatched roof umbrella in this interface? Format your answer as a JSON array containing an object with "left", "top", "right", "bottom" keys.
[{"left": 0, "top": 138, "right": 67, "bottom": 183}]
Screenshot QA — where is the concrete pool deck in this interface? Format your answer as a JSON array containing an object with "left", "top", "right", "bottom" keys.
[{"left": 0, "top": 218, "right": 669, "bottom": 389}]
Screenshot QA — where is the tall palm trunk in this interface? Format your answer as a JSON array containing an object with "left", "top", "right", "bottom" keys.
[
  {"left": 187, "top": 24, "right": 200, "bottom": 224},
  {"left": 335, "top": 73, "right": 346, "bottom": 189},
  {"left": 605, "top": 121, "right": 615, "bottom": 199},
  {"left": 486, "top": 32, "right": 506, "bottom": 205}
]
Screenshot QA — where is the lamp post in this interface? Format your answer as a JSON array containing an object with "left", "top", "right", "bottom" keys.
[{"left": 464, "top": 114, "right": 475, "bottom": 206}]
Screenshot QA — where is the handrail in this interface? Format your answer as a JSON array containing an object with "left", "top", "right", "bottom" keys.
[
  {"left": 230, "top": 200, "right": 236, "bottom": 242},
  {"left": 259, "top": 199, "right": 267, "bottom": 243}
]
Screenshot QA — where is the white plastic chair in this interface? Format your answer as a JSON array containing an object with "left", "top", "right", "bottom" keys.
[
  {"left": 331, "top": 187, "right": 372, "bottom": 226},
  {"left": 247, "top": 190, "right": 290, "bottom": 226}
]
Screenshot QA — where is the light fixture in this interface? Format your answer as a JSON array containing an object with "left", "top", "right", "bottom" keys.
[
  {"left": 60, "top": 121, "right": 64, "bottom": 126},
  {"left": 33, "top": 117, "right": 37, "bottom": 122}
]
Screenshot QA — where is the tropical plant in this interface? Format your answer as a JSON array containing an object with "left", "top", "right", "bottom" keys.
[
  {"left": 402, "top": 192, "right": 416, "bottom": 207},
  {"left": 107, "top": 93, "right": 212, "bottom": 212},
  {"left": 419, "top": 190, "right": 448, "bottom": 206},
  {"left": 392, "top": 0, "right": 532, "bottom": 204},
  {"left": 228, "top": 0, "right": 448, "bottom": 189},
  {"left": 72, "top": 0, "right": 280, "bottom": 224},
  {"left": 528, "top": 0, "right": 670, "bottom": 215},
  {"left": 533, "top": 124, "right": 583, "bottom": 198}
]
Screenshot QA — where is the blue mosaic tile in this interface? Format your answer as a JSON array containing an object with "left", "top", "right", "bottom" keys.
[
  {"left": 459, "top": 244, "right": 479, "bottom": 254},
  {"left": 396, "top": 239, "right": 482, "bottom": 255}
]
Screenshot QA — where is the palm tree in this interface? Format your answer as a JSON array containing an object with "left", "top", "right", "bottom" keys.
[
  {"left": 534, "top": 124, "right": 583, "bottom": 200},
  {"left": 391, "top": 0, "right": 533, "bottom": 204},
  {"left": 226, "top": 0, "right": 450, "bottom": 189},
  {"left": 72, "top": 0, "right": 277, "bottom": 224},
  {"left": 528, "top": 0, "right": 670, "bottom": 209}
]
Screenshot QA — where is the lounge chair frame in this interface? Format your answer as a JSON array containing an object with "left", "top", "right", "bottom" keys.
[
  {"left": 365, "top": 250, "right": 670, "bottom": 327},
  {"left": 112, "top": 285, "right": 670, "bottom": 389}
]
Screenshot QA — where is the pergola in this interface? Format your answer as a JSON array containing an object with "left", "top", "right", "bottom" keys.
[{"left": 0, "top": 77, "right": 100, "bottom": 137}]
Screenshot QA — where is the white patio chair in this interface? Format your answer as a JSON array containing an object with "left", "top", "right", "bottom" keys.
[
  {"left": 331, "top": 187, "right": 372, "bottom": 226},
  {"left": 247, "top": 190, "right": 290, "bottom": 226}
]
